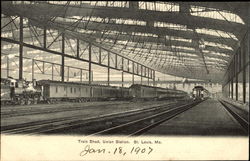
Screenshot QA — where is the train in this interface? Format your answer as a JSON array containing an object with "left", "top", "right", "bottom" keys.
[
  {"left": 1, "top": 77, "right": 189, "bottom": 105},
  {"left": 1, "top": 77, "right": 41, "bottom": 105},
  {"left": 130, "top": 84, "right": 188, "bottom": 101},
  {"left": 192, "top": 85, "right": 210, "bottom": 100}
]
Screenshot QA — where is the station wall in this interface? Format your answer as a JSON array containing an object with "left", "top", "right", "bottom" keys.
[{"left": 222, "top": 30, "right": 249, "bottom": 105}]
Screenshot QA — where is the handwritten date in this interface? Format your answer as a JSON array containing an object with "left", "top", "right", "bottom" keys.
[{"left": 80, "top": 145, "right": 153, "bottom": 156}]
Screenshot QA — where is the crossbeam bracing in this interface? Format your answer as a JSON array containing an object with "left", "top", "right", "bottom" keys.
[{"left": 1, "top": 1, "right": 248, "bottom": 82}]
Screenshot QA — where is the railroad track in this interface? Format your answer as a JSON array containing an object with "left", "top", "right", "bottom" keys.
[
  {"left": 89, "top": 100, "right": 202, "bottom": 136},
  {"left": 0, "top": 101, "right": 133, "bottom": 118},
  {"left": 1, "top": 101, "right": 188, "bottom": 135},
  {"left": 219, "top": 99, "right": 249, "bottom": 132}
]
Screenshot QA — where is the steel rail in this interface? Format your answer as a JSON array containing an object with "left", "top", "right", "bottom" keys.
[
  {"left": 1, "top": 101, "right": 181, "bottom": 134},
  {"left": 219, "top": 100, "right": 249, "bottom": 132},
  {"left": 88, "top": 101, "right": 201, "bottom": 136}
]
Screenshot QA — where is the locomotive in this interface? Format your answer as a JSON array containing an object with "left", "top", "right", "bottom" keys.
[
  {"left": 1, "top": 77, "right": 41, "bottom": 105},
  {"left": 1, "top": 78, "right": 189, "bottom": 105},
  {"left": 192, "top": 86, "right": 210, "bottom": 100}
]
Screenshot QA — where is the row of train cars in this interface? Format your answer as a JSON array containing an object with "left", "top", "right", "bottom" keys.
[{"left": 1, "top": 77, "right": 209, "bottom": 106}]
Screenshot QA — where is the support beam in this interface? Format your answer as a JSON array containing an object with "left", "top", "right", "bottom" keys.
[
  {"left": 43, "top": 27, "right": 46, "bottom": 48},
  {"left": 6, "top": 57, "right": 9, "bottom": 77},
  {"left": 61, "top": 33, "right": 65, "bottom": 82},
  {"left": 115, "top": 54, "right": 117, "bottom": 69},
  {"left": 235, "top": 54, "right": 238, "bottom": 101},
  {"left": 19, "top": 16, "right": 23, "bottom": 80},
  {"left": 153, "top": 70, "right": 155, "bottom": 86},
  {"left": 89, "top": 43, "right": 92, "bottom": 84},
  {"left": 80, "top": 69, "right": 82, "bottom": 82},
  {"left": 141, "top": 65, "right": 143, "bottom": 85},
  {"left": 52, "top": 63, "right": 54, "bottom": 80},
  {"left": 108, "top": 52, "right": 110, "bottom": 86},
  {"left": 67, "top": 66, "right": 70, "bottom": 81},
  {"left": 2, "top": 37, "right": 155, "bottom": 80},
  {"left": 231, "top": 79, "right": 234, "bottom": 99},
  {"left": 137, "top": 64, "right": 139, "bottom": 75},
  {"left": 132, "top": 61, "right": 134, "bottom": 84},
  {"left": 77, "top": 39, "right": 79, "bottom": 58},
  {"left": 99, "top": 47, "right": 102, "bottom": 64},
  {"left": 242, "top": 29, "right": 249, "bottom": 103},
  {"left": 32, "top": 59, "right": 34, "bottom": 80},
  {"left": 148, "top": 68, "right": 150, "bottom": 86},
  {"left": 122, "top": 57, "right": 124, "bottom": 87},
  {"left": 42, "top": 61, "right": 45, "bottom": 74}
]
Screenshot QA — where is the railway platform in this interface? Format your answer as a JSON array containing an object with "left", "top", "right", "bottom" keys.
[{"left": 144, "top": 98, "right": 247, "bottom": 136}]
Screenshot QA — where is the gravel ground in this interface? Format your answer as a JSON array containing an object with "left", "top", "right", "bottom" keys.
[{"left": 1, "top": 100, "right": 181, "bottom": 127}]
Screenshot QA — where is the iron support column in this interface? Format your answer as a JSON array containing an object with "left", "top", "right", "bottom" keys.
[
  {"left": 242, "top": 29, "right": 248, "bottom": 103},
  {"left": 122, "top": 57, "right": 124, "bottom": 87},
  {"left": 6, "top": 56, "right": 9, "bottom": 77},
  {"left": 153, "top": 70, "right": 155, "bottom": 86},
  {"left": 132, "top": 62, "right": 134, "bottom": 84},
  {"left": 108, "top": 52, "right": 110, "bottom": 86},
  {"left": 42, "top": 62, "right": 45, "bottom": 74},
  {"left": 115, "top": 54, "right": 117, "bottom": 68},
  {"left": 67, "top": 66, "right": 70, "bottom": 81},
  {"left": 141, "top": 65, "right": 143, "bottom": 85},
  {"left": 32, "top": 59, "right": 34, "bottom": 80},
  {"left": 77, "top": 39, "right": 79, "bottom": 58},
  {"left": 19, "top": 16, "right": 23, "bottom": 80},
  {"left": 61, "top": 33, "right": 65, "bottom": 82},
  {"left": 80, "top": 69, "right": 82, "bottom": 82},
  {"left": 235, "top": 54, "right": 238, "bottom": 101},
  {"left": 148, "top": 68, "right": 150, "bottom": 85},
  {"left": 89, "top": 43, "right": 92, "bottom": 84},
  {"left": 99, "top": 48, "right": 102, "bottom": 64},
  {"left": 52, "top": 63, "right": 54, "bottom": 80},
  {"left": 43, "top": 27, "right": 46, "bottom": 48}
]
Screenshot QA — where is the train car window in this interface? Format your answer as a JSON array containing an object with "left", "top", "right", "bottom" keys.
[
  {"left": 56, "top": 86, "right": 58, "bottom": 93},
  {"left": 64, "top": 87, "right": 66, "bottom": 91},
  {"left": 74, "top": 88, "right": 76, "bottom": 93},
  {"left": 79, "top": 88, "right": 81, "bottom": 91},
  {"left": 70, "top": 87, "right": 72, "bottom": 93}
]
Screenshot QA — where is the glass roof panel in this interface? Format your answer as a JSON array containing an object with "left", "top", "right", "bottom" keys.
[
  {"left": 203, "top": 41, "right": 233, "bottom": 50},
  {"left": 139, "top": 2, "right": 179, "bottom": 12},
  {"left": 195, "top": 28, "right": 238, "bottom": 40},
  {"left": 190, "top": 5, "right": 244, "bottom": 24},
  {"left": 154, "top": 21, "right": 192, "bottom": 31}
]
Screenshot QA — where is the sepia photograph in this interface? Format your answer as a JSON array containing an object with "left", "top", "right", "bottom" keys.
[{"left": 1, "top": 1, "right": 249, "bottom": 160}]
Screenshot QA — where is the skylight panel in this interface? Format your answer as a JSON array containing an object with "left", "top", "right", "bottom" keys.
[
  {"left": 154, "top": 22, "right": 192, "bottom": 31},
  {"left": 190, "top": 5, "right": 244, "bottom": 24},
  {"left": 113, "top": 18, "right": 146, "bottom": 26},
  {"left": 168, "top": 36, "right": 192, "bottom": 43},
  {"left": 88, "top": 1, "right": 129, "bottom": 8},
  {"left": 174, "top": 46, "right": 195, "bottom": 51},
  {"left": 204, "top": 56, "right": 228, "bottom": 62},
  {"left": 131, "top": 32, "right": 158, "bottom": 37},
  {"left": 47, "top": 1, "right": 68, "bottom": 5},
  {"left": 76, "top": 29, "right": 96, "bottom": 34},
  {"left": 203, "top": 50, "right": 230, "bottom": 57},
  {"left": 27, "top": 50, "right": 41, "bottom": 54},
  {"left": 179, "top": 52, "right": 198, "bottom": 57},
  {"left": 195, "top": 28, "right": 238, "bottom": 40},
  {"left": 139, "top": 2, "right": 179, "bottom": 12},
  {"left": 1, "top": 32, "right": 12, "bottom": 37},
  {"left": 203, "top": 41, "right": 233, "bottom": 50}
]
